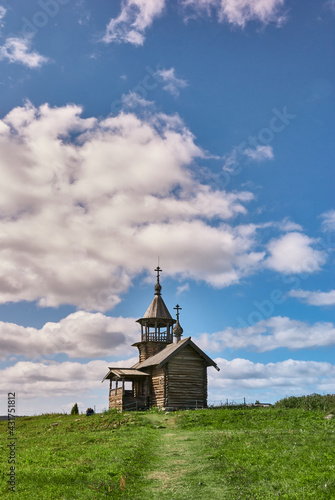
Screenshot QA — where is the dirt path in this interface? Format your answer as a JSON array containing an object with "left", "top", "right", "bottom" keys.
[{"left": 143, "top": 414, "right": 227, "bottom": 499}]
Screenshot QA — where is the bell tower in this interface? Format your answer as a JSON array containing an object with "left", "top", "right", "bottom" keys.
[{"left": 133, "top": 267, "right": 176, "bottom": 362}]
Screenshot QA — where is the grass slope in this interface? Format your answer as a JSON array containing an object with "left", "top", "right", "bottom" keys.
[{"left": 1, "top": 405, "right": 335, "bottom": 499}]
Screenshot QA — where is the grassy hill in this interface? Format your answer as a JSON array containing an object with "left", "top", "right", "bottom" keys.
[{"left": 1, "top": 398, "right": 335, "bottom": 499}]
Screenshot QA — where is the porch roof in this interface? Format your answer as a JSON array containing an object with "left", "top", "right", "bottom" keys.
[{"left": 102, "top": 368, "right": 150, "bottom": 382}]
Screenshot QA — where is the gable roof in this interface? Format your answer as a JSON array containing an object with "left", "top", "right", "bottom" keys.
[
  {"left": 131, "top": 337, "right": 220, "bottom": 371},
  {"left": 102, "top": 368, "right": 150, "bottom": 382}
]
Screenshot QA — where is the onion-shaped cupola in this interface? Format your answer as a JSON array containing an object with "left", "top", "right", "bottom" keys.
[
  {"left": 136, "top": 267, "right": 175, "bottom": 344},
  {"left": 173, "top": 304, "right": 183, "bottom": 343}
]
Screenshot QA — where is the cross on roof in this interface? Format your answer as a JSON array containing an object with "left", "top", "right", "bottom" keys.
[
  {"left": 154, "top": 266, "right": 162, "bottom": 283},
  {"left": 174, "top": 304, "right": 182, "bottom": 320}
]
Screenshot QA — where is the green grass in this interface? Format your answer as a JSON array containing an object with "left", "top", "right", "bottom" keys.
[
  {"left": 274, "top": 393, "right": 335, "bottom": 412},
  {"left": 0, "top": 410, "right": 156, "bottom": 499},
  {"left": 1, "top": 401, "right": 335, "bottom": 499},
  {"left": 177, "top": 407, "right": 335, "bottom": 499}
]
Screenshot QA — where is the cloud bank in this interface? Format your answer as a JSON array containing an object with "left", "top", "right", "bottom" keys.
[
  {"left": 198, "top": 316, "right": 335, "bottom": 352},
  {"left": 209, "top": 357, "right": 335, "bottom": 401},
  {"left": 0, "top": 101, "right": 267, "bottom": 310},
  {"left": 0, "top": 311, "right": 139, "bottom": 361},
  {"left": 1, "top": 355, "right": 334, "bottom": 414}
]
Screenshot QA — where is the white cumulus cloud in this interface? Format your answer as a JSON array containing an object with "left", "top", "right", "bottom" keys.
[
  {"left": 0, "top": 357, "right": 138, "bottom": 414},
  {"left": 176, "top": 282, "right": 190, "bottom": 295},
  {"left": 288, "top": 289, "right": 335, "bottom": 307},
  {"left": 0, "top": 311, "right": 140, "bottom": 361},
  {"left": 155, "top": 67, "right": 188, "bottom": 96},
  {"left": 208, "top": 358, "right": 335, "bottom": 402},
  {"left": 197, "top": 316, "right": 335, "bottom": 352},
  {"left": 103, "top": 0, "right": 166, "bottom": 45},
  {"left": 276, "top": 217, "right": 303, "bottom": 232},
  {"left": 1, "top": 355, "right": 334, "bottom": 414},
  {"left": 103, "top": 0, "right": 287, "bottom": 46},
  {"left": 244, "top": 145, "right": 274, "bottom": 161},
  {"left": 223, "top": 144, "right": 274, "bottom": 173},
  {"left": 266, "top": 232, "right": 326, "bottom": 274},
  {"left": 0, "top": 101, "right": 263, "bottom": 310},
  {"left": 182, "top": 0, "right": 287, "bottom": 28},
  {"left": 0, "top": 36, "right": 48, "bottom": 68},
  {"left": 0, "top": 5, "right": 6, "bottom": 27},
  {"left": 321, "top": 209, "right": 335, "bottom": 232},
  {"left": 121, "top": 91, "right": 154, "bottom": 109}
]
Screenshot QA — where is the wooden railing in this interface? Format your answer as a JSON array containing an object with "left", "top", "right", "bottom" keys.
[{"left": 109, "top": 387, "right": 123, "bottom": 397}]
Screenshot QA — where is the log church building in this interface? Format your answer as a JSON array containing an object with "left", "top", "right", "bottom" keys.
[{"left": 102, "top": 267, "right": 219, "bottom": 410}]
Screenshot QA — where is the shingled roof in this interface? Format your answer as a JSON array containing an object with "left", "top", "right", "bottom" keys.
[
  {"left": 141, "top": 294, "right": 173, "bottom": 320},
  {"left": 102, "top": 368, "right": 150, "bottom": 382},
  {"left": 131, "top": 337, "right": 220, "bottom": 371},
  {"left": 136, "top": 266, "right": 175, "bottom": 326}
]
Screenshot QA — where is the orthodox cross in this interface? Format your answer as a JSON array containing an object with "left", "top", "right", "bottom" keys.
[
  {"left": 174, "top": 304, "right": 182, "bottom": 321},
  {"left": 154, "top": 266, "right": 162, "bottom": 284}
]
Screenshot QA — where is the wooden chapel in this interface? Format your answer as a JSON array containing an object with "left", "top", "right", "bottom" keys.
[{"left": 102, "top": 267, "right": 219, "bottom": 410}]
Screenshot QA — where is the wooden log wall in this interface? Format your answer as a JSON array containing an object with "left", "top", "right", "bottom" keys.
[
  {"left": 150, "top": 367, "right": 165, "bottom": 407},
  {"left": 165, "top": 345, "right": 206, "bottom": 408},
  {"left": 137, "top": 341, "right": 169, "bottom": 362},
  {"left": 109, "top": 392, "right": 123, "bottom": 411}
]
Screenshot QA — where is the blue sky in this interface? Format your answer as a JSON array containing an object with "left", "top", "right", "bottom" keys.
[{"left": 0, "top": 0, "right": 334, "bottom": 415}]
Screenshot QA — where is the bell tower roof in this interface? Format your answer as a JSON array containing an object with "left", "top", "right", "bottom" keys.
[
  {"left": 142, "top": 295, "right": 173, "bottom": 322},
  {"left": 135, "top": 267, "right": 175, "bottom": 351},
  {"left": 136, "top": 266, "right": 175, "bottom": 325}
]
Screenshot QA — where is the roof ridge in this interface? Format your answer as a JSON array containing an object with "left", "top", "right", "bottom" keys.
[{"left": 131, "top": 336, "right": 221, "bottom": 372}]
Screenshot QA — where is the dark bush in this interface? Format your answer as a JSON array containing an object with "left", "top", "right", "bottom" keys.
[{"left": 71, "top": 403, "right": 79, "bottom": 415}]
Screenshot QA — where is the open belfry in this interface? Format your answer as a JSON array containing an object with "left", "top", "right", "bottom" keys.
[{"left": 102, "top": 267, "right": 219, "bottom": 410}]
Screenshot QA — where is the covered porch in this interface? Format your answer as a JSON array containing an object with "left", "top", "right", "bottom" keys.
[{"left": 102, "top": 368, "right": 150, "bottom": 411}]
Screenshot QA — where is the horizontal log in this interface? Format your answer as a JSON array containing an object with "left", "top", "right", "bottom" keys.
[
  {"left": 169, "top": 365, "right": 203, "bottom": 370},
  {"left": 167, "top": 380, "right": 204, "bottom": 385},
  {"left": 172, "top": 361, "right": 203, "bottom": 364}
]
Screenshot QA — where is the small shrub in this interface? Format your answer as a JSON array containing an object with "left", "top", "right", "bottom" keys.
[{"left": 71, "top": 403, "right": 79, "bottom": 415}]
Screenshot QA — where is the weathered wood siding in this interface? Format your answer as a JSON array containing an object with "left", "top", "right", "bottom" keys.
[
  {"left": 109, "top": 388, "right": 148, "bottom": 411},
  {"left": 150, "top": 367, "right": 165, "bottom": 407},
  {"left": 137, "top": 341, "right": 170, "bottom": 362},
  {"left": 166, "top": 345, "right": 207, "bottom": 408},
  {"left": 109, "top": 387, "right": 123, "bottom": 411}
]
